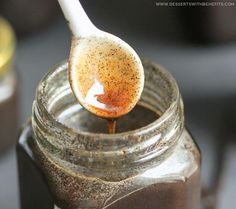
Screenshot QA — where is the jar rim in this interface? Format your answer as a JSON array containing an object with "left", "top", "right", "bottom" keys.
[{"left": 35, "top": 59, "right": 180, "bottom": 140}]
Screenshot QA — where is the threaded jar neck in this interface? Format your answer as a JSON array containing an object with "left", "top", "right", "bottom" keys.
[{"left": 32, "top": 60, "right": 184, "bottom": 180}]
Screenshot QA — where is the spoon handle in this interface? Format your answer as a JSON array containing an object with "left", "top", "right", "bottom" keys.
[{"left": 58, "top": 0, "right": 97, "bottom": 37}]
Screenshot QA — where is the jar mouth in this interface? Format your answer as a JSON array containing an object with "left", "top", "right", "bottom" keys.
[{"left": 34, "top": 59, "right": 180, "bottom": 139}]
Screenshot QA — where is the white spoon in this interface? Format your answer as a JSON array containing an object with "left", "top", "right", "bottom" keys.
[{"left": 58, "top": 0, "right": 144, "bottom": 120}]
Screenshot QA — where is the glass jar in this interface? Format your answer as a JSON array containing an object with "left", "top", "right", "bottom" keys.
[
  {"left": 18, "top": 60, "right": 201, "bottom": 209},
  {"left": 0, "top": 16, "right": 18, "bottom": 153}
]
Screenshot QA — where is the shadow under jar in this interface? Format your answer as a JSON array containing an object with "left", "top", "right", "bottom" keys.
[{"left": 17, "top": 60, "right": 201, "bottom": 209}]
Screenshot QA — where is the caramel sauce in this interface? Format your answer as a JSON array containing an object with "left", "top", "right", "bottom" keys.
[
  {"left": 107, "top": 119, "right": 117, "bottom": 134},
  {"left": 69, "top": 36, "right": 144, "bottom": 133}
]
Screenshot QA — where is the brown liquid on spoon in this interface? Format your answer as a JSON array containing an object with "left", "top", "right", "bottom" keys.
[{"left": 69, "top": 36, "right": 144, "bottom": 133}]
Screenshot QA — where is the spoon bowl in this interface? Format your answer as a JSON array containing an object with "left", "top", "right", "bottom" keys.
[{"left": 69, "top": 34, "right": 144, "bottom": 118}]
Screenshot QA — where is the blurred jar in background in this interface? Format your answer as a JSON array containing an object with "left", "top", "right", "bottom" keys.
[{"left": 0, "top": 17, "right": 18, "bottom": 153}]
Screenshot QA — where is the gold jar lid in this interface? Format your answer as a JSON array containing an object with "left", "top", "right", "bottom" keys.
[{"left": 0, "top": 17, "right": 15, "bottom": 77}]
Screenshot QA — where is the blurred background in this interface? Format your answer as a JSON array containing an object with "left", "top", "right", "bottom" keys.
[{"left": 0, "top": 0, "right": 236, "bottom": 208}]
